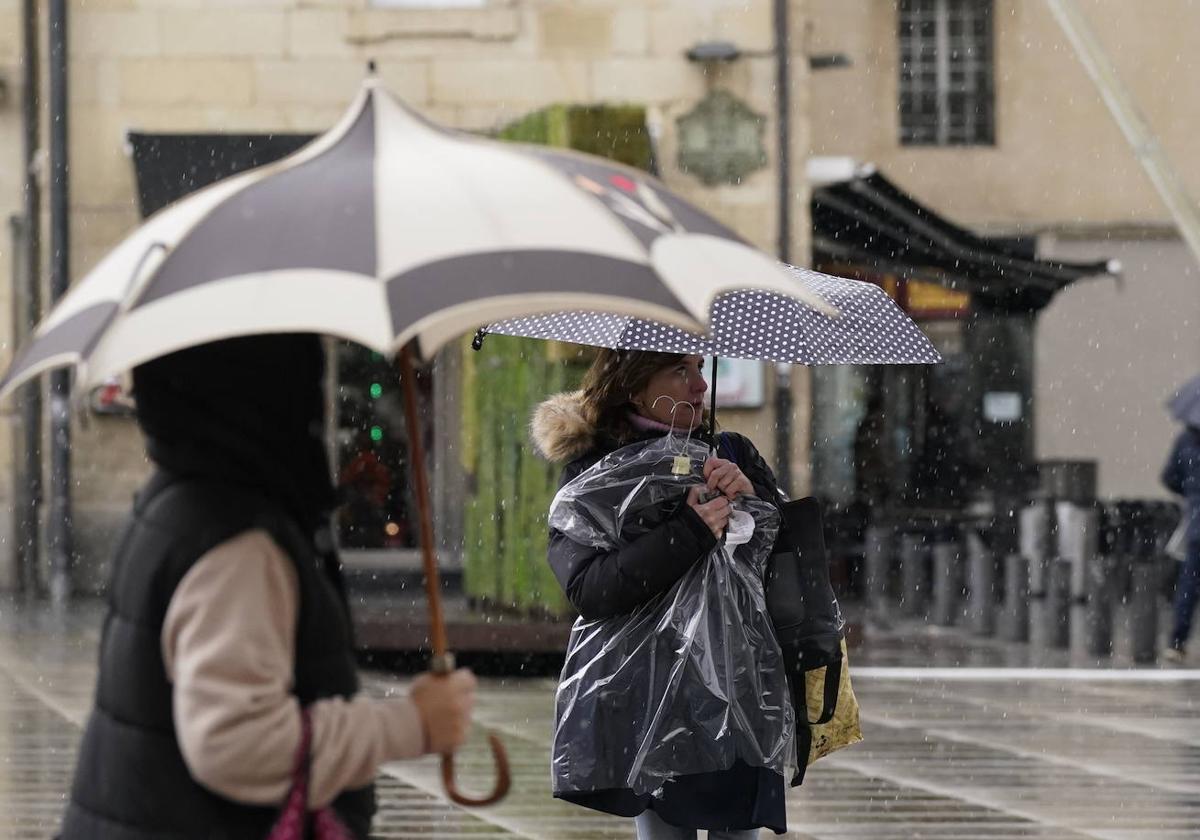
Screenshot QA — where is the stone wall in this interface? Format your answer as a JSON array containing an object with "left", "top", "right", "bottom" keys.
[
  {"left": 807, "top": 0, "right": 1200, "bottom": 231},
  {"left": 2, "top": 0, "right": 813, "bottom": 590}
]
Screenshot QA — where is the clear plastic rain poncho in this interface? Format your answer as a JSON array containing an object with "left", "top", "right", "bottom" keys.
[{"left": 549, "top": 434, "right": 796, "bottom": 800}]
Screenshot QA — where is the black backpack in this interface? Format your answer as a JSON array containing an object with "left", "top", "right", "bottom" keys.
[{"left": 718, "top": 434, "right": 844, "bottom": 785}]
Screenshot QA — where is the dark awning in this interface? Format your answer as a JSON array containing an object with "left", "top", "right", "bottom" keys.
[
  {"left": 127, "top": 132, "right": 314, "bottom": 218},
  {"left": 812, "top": 169, "right": 1118, "bottom": 312}
]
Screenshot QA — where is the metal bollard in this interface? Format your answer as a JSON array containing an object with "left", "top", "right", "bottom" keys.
[
  {"left": 1130, "top": 558, "right": 1160, "bottom": 664},
  {"left": 1085, "top": 555, "right": 1115, "bottom": 658},
  {"left": 1001, "top": 552, "right": 1029, "bottom": 642},
  {"left": 863, "top": 524, "right": 892, "bottom": 622},
  {"left": 932, "top": 538, "right": 962, "bottom": 627},
  {"left": 966, "top": 528, "right": 995, "bottom": 636},
  {"left": 1021, "top": 501, "right": 1054, "bottom": 649},
  {"left": 899, "top": 532, "right": 930, "bottom": 618},
  {"left": 1058, "top": 502, "right": 1099, "bottom": 655},
  {"left": 1046, "top": 557, "right": 1072, "bottom": 649},
  {"left": 1122, "top": 503, "right": 1164, "bottom": 664}
]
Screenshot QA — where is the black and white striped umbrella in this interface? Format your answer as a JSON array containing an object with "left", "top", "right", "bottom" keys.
[
  {"left": 483, "top": 264, "right": 941, "bottom": 365},
  {"left": 0, "top": 78, "right": 838, "bottom": 398}
]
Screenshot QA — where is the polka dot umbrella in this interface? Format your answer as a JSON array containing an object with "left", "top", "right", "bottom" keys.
[
  {"left": 480, "top": 263, "right": 942, "bottom": 434},
  {"left": 482, "top": 264, "right": 941, "bottom": 366}
]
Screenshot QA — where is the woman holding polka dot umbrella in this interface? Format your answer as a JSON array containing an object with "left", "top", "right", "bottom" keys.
[{"left": 505, "top": 266, "right": 937, "bottom": 838}]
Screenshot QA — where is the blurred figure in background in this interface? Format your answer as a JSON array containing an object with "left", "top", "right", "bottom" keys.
[{"left": 1163, "top": 422, "right": 1200, "bottom": 663}]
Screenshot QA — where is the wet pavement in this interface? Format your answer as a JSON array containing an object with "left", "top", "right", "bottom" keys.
[{"left": 2, "top": 598, "right": 1200, "bottom": 838}]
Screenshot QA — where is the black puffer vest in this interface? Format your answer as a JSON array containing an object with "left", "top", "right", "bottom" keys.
[{"left": 60, "top": 472, "right": 375, "bottom": 840}]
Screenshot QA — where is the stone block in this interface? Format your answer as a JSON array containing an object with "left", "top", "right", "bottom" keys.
[
  {"left": 610, "top": 6, "right": 649, "bottom": 56},
  {"left": 0, "top": 10, "right": 18, "bottom": 62},
  {"left": 430, "top": 58, "right": 588, "bottom": 107},
  {"left": 120, "top": 58, "right": 255, "bottom": 106},
  {"left": 452, "top": 103, "right": 526, "bottom": 132},
  {"left": 538, "top": 7, "right": 612, "bottom": 56},
  {"left": 650, "top": 2, "right": 774, "bottom": 57},
  {"left": 714, "top": 3, "right": 774, "bottom": 53},
  {"left": 283, "top": 105, "right": 358, "bottom": 133},
  {"left": 348, "top": 7, "right": 520, "bottom": 43},
  {"left": 648, "top": 8, "right": 704, "bottom": 58},
  {"left": 69, "top": 107, "right": 141, "bottom": 211},
  {"left": 72, "top": 209, "right": 141, "bottom": 278},
  {"left": 287, "top": 8, "right": 354, "bottom": 58},
  {"left": 161, "top": 11, "right": 287, "bottom": 57},
  {"left": 70, "top": 59, "right": 122, "bottom": 107},
  {"left": 255, "top": 59, "right": 368, "bottom": 104},
  {"left": 69, "top": 0, "right": 138, "bottom": 11},
  {"left": 374, "top": 61, "right": 432, "bottom": 105},
  {"left": 71, "top": 11, "right": 162, "bottom": 58},
  {"left": 591, "top": 58, "right": 704, "bottom": 104},
  {"left": 143, "top": 0, "right": 296, "bottom": 7}
]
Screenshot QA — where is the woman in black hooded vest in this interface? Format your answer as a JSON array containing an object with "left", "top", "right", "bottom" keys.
[{"left": 60, "top": 334, "right": 476, "bottom": 840}]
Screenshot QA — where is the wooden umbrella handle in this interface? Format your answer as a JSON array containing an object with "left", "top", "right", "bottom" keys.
[
  {"left": 400, "top": 346, "right": 511, "bottom": 807},
  {"left": 440, "top": 731, "right": 512, "bottom": 808}
]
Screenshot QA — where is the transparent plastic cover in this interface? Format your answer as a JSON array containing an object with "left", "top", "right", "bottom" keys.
[{"left": 549, "top": 436, "right": 796, "bottom": 799}]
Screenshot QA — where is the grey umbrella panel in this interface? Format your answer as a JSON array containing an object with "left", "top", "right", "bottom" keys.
[
  {"left": 0, "top": 78, "right": 823, "bottom": 399},
  {"left": 484, "top": 265, "right": 942, "bottom": 365}
]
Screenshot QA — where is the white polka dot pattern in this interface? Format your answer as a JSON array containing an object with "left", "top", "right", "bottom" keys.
[{"left": 486, "top": 265, "right": 942, "bottom": 365}]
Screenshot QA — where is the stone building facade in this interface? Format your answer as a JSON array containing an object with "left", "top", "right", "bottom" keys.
[
  {"left": 806, "top": 0, "right": 1200, "bottom": 500},
  {"left": 0, "top": 0, "right": 814, "bottom": 591}
]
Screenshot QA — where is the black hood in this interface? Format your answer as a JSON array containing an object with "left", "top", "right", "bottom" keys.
[{"left": 132, "top": 334, "right": 335, "bottom": 538}]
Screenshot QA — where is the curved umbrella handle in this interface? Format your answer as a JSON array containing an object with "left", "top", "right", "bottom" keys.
[{"left": 440, "top": 730, "right": 511, "bottom": 808}]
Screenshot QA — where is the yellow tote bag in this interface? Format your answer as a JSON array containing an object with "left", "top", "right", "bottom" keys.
[{"left": 804, "top": 639, "right": 863, "bottom": 765}]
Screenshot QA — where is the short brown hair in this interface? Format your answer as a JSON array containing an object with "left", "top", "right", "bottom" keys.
[{"left": 579, "top": 349, "right": 700, "bottom": 444}]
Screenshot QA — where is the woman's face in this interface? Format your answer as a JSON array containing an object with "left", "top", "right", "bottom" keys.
[{"left": 633, "top": 355, "right": 708, "bottom": 429}]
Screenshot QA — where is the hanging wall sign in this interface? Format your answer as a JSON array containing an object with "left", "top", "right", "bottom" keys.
[{"left": 676, "top": 90, "right": 767, "bottom": 187}]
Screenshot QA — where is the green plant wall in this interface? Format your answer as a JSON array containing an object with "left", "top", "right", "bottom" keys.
[{"left": 461, "top": 104, "right": 652, "bottom": 617}]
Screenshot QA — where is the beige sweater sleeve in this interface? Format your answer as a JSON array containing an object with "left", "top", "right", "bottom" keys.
[{"left": 161, "top": 529, "right": 427, "bottom": 808}]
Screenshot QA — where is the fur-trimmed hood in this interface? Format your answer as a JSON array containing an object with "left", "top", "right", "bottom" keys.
[{"left": 530, "top": 391, "right": 597, "bottom": 464}]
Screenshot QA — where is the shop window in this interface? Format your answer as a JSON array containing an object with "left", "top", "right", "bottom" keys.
[{"left": 898, "top": 0, "right": 995, "bottom": 146}]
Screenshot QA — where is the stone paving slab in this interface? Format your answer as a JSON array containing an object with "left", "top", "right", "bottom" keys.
[{"left": 2, "top": 599, "right": 1200, "bottom": 838}]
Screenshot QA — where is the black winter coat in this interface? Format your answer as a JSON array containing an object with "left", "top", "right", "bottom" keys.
[{"left": 1163, "top": 426, "right": 1200, "bottom": 543}]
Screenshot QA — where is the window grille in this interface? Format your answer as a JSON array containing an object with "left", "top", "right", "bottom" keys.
[{"left": 898, "top": 0, "right": 995, "bottom": 146}]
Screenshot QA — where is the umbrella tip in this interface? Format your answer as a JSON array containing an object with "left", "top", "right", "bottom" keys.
[
  {"left": 367, "top": 59, "right": 377, "bottom": 76},
  {"left": 471, "top": 329, "right": 487, "bottom": 352}
]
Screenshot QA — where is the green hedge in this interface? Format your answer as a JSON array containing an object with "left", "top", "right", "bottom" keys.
[{"left": 461, "top": 104, "right": 651, "bottom": 617}]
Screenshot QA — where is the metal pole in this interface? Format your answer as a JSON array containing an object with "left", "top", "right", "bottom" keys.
[
  {"left": 47, "top": 0, "right": 73, "bottom": 605},
  {"left": 1045, "top": 0, "right": 1200, "bottom": 272},
  {"left": 932, "top": 535, "right": 961, "bottom": 627},
  {"left": 966, "top": 527, "right": 995, "bottom": 636},
  {"left": 774, "top": 0, "right": 790, "bottom": 267},
  {"left": 863, "top": 522, "right": 892, "bottom": 623},
  {"left": 772, "top": 0, "right": 793, "bottom": 493},
  {"left": 7, "top": 217, "right": 29, "bottom": 593},
  {"left": 19, "top": 0, "right": 42, "bottom": 598},
  {"left": 900, "top": 530, "right": 929, "bottom": 618},
  {"left": 1001, "top": 552, "right": 1029, "bottom": 642}
]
